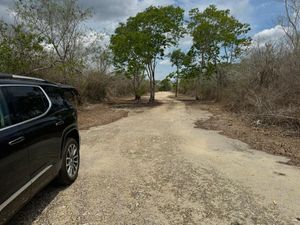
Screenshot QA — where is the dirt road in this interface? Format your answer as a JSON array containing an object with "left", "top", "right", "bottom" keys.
[{"left": 9, "top": 92, "right": 300, "bottom": 225}]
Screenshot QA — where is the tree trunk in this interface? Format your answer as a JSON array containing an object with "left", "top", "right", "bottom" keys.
[
  {"left": 132, "top": 71, "right": 143, "bottom": 102},
  {"left": 195, "top": 76, "right": 200, "bottom": 100},
  {"left": 149, "top": 69, "right": 155, "bottom": 103},
  {"left": 215, "top": 62, "right": 221, "bottom": 102},
  {"left": 195, "top": 53, "right": 205, "bottom": 100},
  {"left": 149, "top": 75, "right": 153, "bottom": 103},
  {"left": 135, "top": 94, "right": 141, "bottom": 101},
  {"left": 175, "top": 71, "right": 179, "bottom": 98},
  {"left": 149, "top": 82, "right": 155, "bottom": 102},
  {"left": 133, "top": 74, "right": 137, "bottom": 99},
  {"left": 146, "top": 62, "right": 156, "bottom": 103},
  {"left": 149, "top": 88, "right": 155, "bottom": 102}
]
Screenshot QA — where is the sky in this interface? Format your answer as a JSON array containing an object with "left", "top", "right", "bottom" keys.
[{"left": 0, "top": 0, "right": 286, "bottom": 79}]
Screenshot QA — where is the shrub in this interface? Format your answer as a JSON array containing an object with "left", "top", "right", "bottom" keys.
[{"left": 157, "top": 79, "right": 173, "bottom": 91}]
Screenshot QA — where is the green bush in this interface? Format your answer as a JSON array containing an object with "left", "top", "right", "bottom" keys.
[{"left": 157, "top": 79, "right": 172, "bottom": 91}]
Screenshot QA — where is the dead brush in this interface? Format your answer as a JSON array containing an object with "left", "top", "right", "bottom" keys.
[{"left": 213, "top": 43, "right": 300, "bottom": 133}]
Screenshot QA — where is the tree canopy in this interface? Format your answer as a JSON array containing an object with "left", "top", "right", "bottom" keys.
[
  {"left": 110, "top": 5, "right": 185, "bottom": 102},
  {"left": 169, "top": 49, "right": 188, "bottom": 97},
  {"left": 0, "top": 22, "right": 44, "bottom": 74},
  {"left": 188, "top": 5, "right": 251, "bottom": 68},
  {"left": 187, "top": 5, "right": 251, "bottom": 99}
]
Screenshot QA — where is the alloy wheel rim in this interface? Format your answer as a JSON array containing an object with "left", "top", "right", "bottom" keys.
[{"left": 66, "top": 143, "right": 79, "bottom": 178}]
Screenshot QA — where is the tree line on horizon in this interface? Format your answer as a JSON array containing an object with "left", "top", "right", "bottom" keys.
[{"left": 110, "top": 4, "right": 251, "bottom": 102}]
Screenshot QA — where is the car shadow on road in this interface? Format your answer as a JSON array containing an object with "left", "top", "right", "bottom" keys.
[
  {"left": 109, "top": 98, "right": 163, "bottom": 109},
  {"left": 7, "top": 184, "right": 66, "bottom": 225}
]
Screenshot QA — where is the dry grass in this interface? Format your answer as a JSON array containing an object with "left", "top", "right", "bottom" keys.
[
  {"left": 192, "top": 102, "right": 300, "bottom": 166},
  {"left": 78, "top": 104, "right": 128, "bottom": 130},
  {"left": 179, "top": 44, "right": 300, "bottom": 131},
  {"left": 77, "top": 96, "right": 163, "bottom": 130}
]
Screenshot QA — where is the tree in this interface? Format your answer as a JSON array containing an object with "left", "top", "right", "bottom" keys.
[
  {"left": 0, "top": 21, "right": 45, "bottom": 74},
  {"left": 94, "top": 49, "right": 113, "bottom": 75},
  {"left": 188, "top": 5, "right": 250, "bottom": 100},
  {"left": 169, "top": 49, "right": 186, "bottom": 97},
  {"left": 123, "top": 63, "right": 146, "bottom": 101},
  {"left": 15, "top": 0, "right": 92, "bottom": 80},
  {"left": 280, "top": 0, "right": 300, "bottom": 51},
  {"left": 110, "top": 23, "right": 146, "bottom": 100},
  {"left": 158, "top": 78, "right": 172, "bottom": 91},
  {"left": 111, "top": 5, "right": 185, "bottom": 102}
]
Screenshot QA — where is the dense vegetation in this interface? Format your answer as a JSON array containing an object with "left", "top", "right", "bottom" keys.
[
  {"left": 0, "top": 0, "right": 131, "bottom": 102},
  {"left": 0, "top": 0, "right": 299, "bottom": 124}
]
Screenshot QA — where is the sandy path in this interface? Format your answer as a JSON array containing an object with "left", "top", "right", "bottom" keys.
[{"left": 9, "top": 92, "right": 300, "bottom": 225}]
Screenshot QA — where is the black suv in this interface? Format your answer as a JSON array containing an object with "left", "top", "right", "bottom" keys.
[{"left": 0, "top": 74, "right": 80, "bottom": 224}]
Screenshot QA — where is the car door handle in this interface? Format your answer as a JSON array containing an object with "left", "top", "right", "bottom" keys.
[
  {"left": 9, "top": 136, "right": 25, "bottom": 146},
  {"left": 56, "top": 120, "right": 64, "bottom": 126}
]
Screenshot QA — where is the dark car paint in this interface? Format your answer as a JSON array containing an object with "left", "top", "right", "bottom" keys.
[{"left": 0, "top": 80, "right": 80, "bottom": 225}]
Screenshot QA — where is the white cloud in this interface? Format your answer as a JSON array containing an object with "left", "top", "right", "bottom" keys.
[
  {"left": 81, "top": 0, "right": 176, "bottom": 32},
  {"left": 81, "top": 31, "right": 104, "bottom": 47},
  {"left": 0, "top": 0, "right": 14, "bottom": 23},
  {"left": 252, "top": 25, "right": 286, "bottom": 46},
  {"left": 181, "top": 0, "right": 252, "bottom": 23},
  {"left": 159, "top": 59, "right": 172, "bottom": 65},
  {"left": 179, "top": 34, "right": 193, "bottom": 49}
]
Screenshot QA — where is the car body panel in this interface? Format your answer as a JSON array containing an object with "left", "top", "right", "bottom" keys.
[{"left": 0, "top": 75, "right": 80, "bottom": 225}]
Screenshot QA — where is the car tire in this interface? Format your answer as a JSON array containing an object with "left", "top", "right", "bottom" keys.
[{"left": 56, "top": 138, "right": 80, "bottom": 185}]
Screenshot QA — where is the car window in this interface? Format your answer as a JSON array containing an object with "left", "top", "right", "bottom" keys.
[
  {"left": 43, "top": 86, "right": 66, "bottom": 111},
  {"left": 0, "top": 89, "right": 11, "bottom": 129},
  {"left": 43, "top": 86, "right": 78, "bottom": 111},
  {"left": 2, "top": 86, "right": 49, "bottom": 125},
  {"left": 63, "top": 90, "right": 77, "bottom": 109}
]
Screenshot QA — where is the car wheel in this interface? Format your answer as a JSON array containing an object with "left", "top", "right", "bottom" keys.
[{"left": 57, "top": 138, "right": 80, "bottom": 185}]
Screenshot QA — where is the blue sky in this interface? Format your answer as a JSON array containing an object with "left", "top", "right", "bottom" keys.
[
  {"left": 248, "top": 0, "right": 285, "bottom": 34},
  {"left": 0, "top": 0, "right": 287, "bottom": 79}
]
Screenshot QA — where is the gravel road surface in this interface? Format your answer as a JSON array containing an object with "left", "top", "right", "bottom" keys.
[{"left": 9, "top": 92, "right": 300, "bottom": 225}]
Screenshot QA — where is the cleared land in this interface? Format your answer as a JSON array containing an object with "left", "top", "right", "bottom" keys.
[{"left": 193, "top": 102, "right": 300, "bottom": 166}]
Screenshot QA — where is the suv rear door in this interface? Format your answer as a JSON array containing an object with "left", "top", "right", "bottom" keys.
[
  {"left": 0, "top": 88, "right": 30, "bottom": 221},
  {"left": 1, "top": 85, "right": 60, "bottom": 189}
]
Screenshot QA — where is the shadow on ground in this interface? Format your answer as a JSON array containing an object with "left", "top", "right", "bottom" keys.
[
  {"left": 7, "top": 184, "right": 66, "bottom": 225},
  {"left": 108, "top": 98, "right": 163, "bottom": 109}
]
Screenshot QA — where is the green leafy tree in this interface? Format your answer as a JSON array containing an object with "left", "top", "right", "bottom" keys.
[
  {"left": 169, "top": 49, "right": 187, "bottom": 97},
  {"left": 158, "top": 78, "right": 172, "bottom": 92},
  {"left": 111, "top": 5, "right": 185, "bottom": 102},
  {"left": 110, "top": 23, "right": 146, "bottom": 100},
  {"left": 188, "top": 5, "right": 251, "bottom": 99},
  {"left": 0, "top": 21, "right": 44, "bottom": 74}
]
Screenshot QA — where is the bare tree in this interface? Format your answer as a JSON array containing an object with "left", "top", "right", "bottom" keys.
[
  {"left": 280, "top": 0, "right": 300, "bottom": 50},
  {"left": 15, "top": 0, "right": 92, "bottom": 80}
]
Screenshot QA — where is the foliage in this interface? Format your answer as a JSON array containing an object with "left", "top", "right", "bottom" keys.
[
  {"left": 91, "top": 48, "right": 113, "bottom": 74},
  {"left": 168, "top": 49, "right": 189, "bottom": 96},
  {"left": 0, "top": 21, "right": 44, "bottom": 74},
  {"left": 80, "top": 72, "right": 134, "bottom": 102},
  {"left": 15, "top": 0, "right": 92, "bottom": 79},
  {"left": 186, "top": 5, "right": 251, "bottom": 99},
  {"left": 170, "top": 49, "right": 186, "bottom": 69},
  {"left": 110, "top": 5, "right": 185, "bottom": 102},
  {"left": 157, "top": 78, "right": 172, "bottom": 92},
  {"left": 189, "top": 5, "right": 251, "bottom": 68},
  {"left": 110, "top": 22, "right": 146, "bottom": 99}
]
